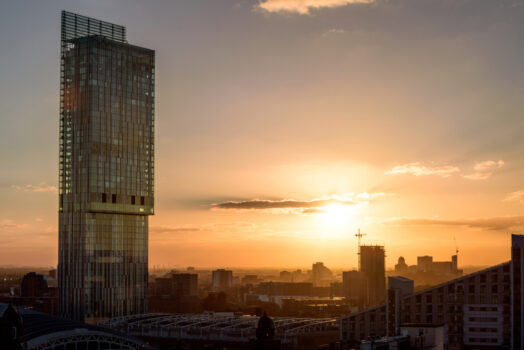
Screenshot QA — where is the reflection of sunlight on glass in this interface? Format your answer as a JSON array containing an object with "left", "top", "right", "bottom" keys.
[{"left": 317, "top": 204, "right": 355, "bottom": 237}]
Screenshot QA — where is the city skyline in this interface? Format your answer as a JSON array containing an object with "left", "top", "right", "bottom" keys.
[{"left": 1, "top": 0, "right": 524, "bottom": 268}]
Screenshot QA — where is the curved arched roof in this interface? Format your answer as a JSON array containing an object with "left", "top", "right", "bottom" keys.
[
  {"left": 99, "top": 313, "right": 338, "bottom": 343},
  {"left": 0, "top": 303, "right": 147, "bottom": 350}
]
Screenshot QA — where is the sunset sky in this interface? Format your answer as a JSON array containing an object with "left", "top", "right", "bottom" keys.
[{"left": 1, "top": 0, "right": 523, "bottom": 269}]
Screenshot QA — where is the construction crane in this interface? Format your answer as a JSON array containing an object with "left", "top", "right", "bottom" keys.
[
  {"left": 454, "top": 234, "right": 459, "bottom": 255},
  {"left": 355, "top": 228, "right": 367, "bottom": 271}
]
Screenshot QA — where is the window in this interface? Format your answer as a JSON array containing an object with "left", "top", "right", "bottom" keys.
[
  {"left": 140, "top": 196, "right": 145, "bottom": 205},
  {"left": 112, "top": 194, "right": 116, "bottom": 203},
  {"left": 102, "top": 193, "right": 107, "bottom": 203},
  {"left": 131, "top": 196, "right": 136, "bottom": 205}
]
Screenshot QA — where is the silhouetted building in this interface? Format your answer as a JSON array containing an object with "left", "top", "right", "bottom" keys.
[
  {"left": 256, "top": 282, "right": 313, "bottom": 296},
  {"left": 387, "top": 276, "right": 414, "bottom": 336},
  {"left": 172, "top": 273, "right": 198, "bottom": 297},
  {"left": 342, "top": 270, "right": 366, "bottom": 307},
  {"left": 360, "top": 245, "right": 386, "bottom": 307},
  {"left": 340, "top": 234, "right": 524, "bottom": 349},
  {"left": 57, "top": 11, "right": 155, "bottom": 321},
  {"left": 512, "top": 234, "right": 524, "bottom": 350},
  {"left": 242, "top": 275, "right": 261, "bottom": 285},
  {"left": 388, "top": 276, "right": 414, "bottom": 298},
  {"left": 20, "top": 273, "right": 49, "bottom": 298},
  {"left": 256, "top": 312, "right": 275, "bottom": 340},
  {"left": 417, "top": 256, "right": 434, "bottom": 271},
  {"left": 150, "top": 273, "right": 198, "bottom": 313},
  {"left": 153, "top": 273, "right": 197, "bottom": 297},
  {"left": 0, "top": 304, "right": 24, "bottom": 350},
  {"left": 311, "top": 262, "right": 333, "bottom": 284},
  {"left": 279, "top": 269, "right": 304, "bottom": 282},
  {"left": 395, "top": 256, "right": 408, "bottom": 273},
  {"left": 212, "top": 269, "right": 233, "bottom": 291},
  {"left": 253, "top": 312, "right": 280, "bottom": 350},
  {"left": 413, "top": 255, "right": 461, "bottom": 275}
]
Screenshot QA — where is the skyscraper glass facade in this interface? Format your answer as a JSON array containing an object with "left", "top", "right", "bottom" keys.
[{"left": 58, "top": 11, "right": 154, "bottom": 321}]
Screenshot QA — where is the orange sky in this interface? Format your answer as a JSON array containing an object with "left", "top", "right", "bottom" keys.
[{"left": 0, "top": 0, "right": 523, "bottom": 269}]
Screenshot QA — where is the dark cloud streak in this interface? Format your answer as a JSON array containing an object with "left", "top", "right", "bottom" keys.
[
  {"left": 387, "top": 216, "right": 524, "bottom": 231},
  {"left": 212, "top": 198, "right": 357, "bottom": 211}
]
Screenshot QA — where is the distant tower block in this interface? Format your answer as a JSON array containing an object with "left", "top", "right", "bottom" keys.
[{"left": 360, "top": 244, "right": 386, "bottom": 307}]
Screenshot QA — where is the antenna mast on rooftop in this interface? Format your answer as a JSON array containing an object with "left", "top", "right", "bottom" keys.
[{"left": 355, "top": 228, "right": 367, "bottom": 271}]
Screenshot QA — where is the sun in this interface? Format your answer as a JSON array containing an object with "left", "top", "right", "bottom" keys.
[{"left": 317, "top": 204, "right": 355, "bottom": 236}]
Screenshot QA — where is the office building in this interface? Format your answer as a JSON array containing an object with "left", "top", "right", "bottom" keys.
[
  {"left": 396, "top": 254, "right": 462, "bottom": 276},
  {"left": 311, "top": 262, "right": 333, "bottom": 284},
  {"left": 339, "top": 234, "right": 524, "bottom": 349},
  {"left": 21, "top": 272, "right": 50, "bottom": 298},
  {"left": 153, "top": 273, "right": 198, "bottom": 298},
  {"left": 342, "top": 270, "right": 366, "bottom": 307},
  {"left": 212, "top": 269, "right": 233, "bottom": 291},
  {"left": 172, "top": 273, "right": 198, "bottom": 297},
  {"left": 58, "top": 11, "right": 155, "bottom": 321},
  {"left": 149, "top": 273, "right": 198, "bottom": 313}
]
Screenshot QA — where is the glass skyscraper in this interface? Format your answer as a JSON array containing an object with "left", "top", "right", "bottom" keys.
[{"left": 58, "top": 11, "right": 154, "bottom": 321}]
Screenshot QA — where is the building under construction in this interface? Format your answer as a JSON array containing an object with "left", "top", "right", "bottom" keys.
[
  {"left": 343, "top": 231, "right": 386, "bottom": 310},
  {"left": 360, "top": 245, "right": 386, "bottom": 307}
]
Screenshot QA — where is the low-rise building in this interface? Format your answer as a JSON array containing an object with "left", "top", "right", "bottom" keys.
[
  {"left": 339, "top": 234, "right": 524, "bottom": 349},
  {"left": 212, "top": 269, "right": 233, "bottom": 291}
]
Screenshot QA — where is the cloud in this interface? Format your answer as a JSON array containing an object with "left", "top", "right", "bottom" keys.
[
  {"left": 256, "top": 0, "right": 373, "bottom": 15},
  {"left": 206, "top": 222, "right": 257, "bottom": 230},
  {"left": 504, "top": 190, "right": 524, "bottom": 203},
  {"left": 322, "top": 28, "right": 345, "bottom": 37},
  {"left": 385, "top": 163, "right": 460, "bottom": 178},
  {"left": 0, "top": 220, "right": 19, "bottom": 229},
  {"left": 211, "top": 198, "right": 357, "bottom": 212},
  {"left": 11, "top": 182, "right": 57, "bottom": 193},
  {"left": 211, "top": 192, "right": 390, "bottom": 214},
  {"left": 150, "top": 226, "right": 201, "bottom": 234},
  {"left": 356, "top": 192, "right": 388, "bottom": 200},
  {"left": 302, "top": 208, "right": 327, "bottom": 214},
  {"left": 462, "top": 172, "right": 493, "bottom": 180},
  {"left": 0, "top": 219, "right": 29, "bottom": 231},
  {"left": 474, "top": 160, "right": 504, "bottom": 171},
  {"left": 386, "top": 216, "right": 524, "bottom": 231},
  {"left": 462, "top": 160, "right": 504, "bottom": 181},
  {"left": 386, "top": 160, "right": 504, "bottom": 180}
]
